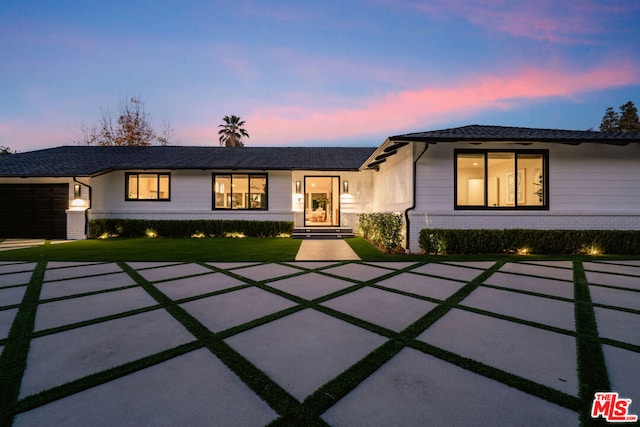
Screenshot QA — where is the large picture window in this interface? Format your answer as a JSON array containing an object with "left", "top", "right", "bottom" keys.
[
  {"left": 213, "top": 174, "right": 267, "bottom": 210},
  {"left": 126, "top": 173, "right": 170, "bottom": 201},
  {"left": 455, "top": 150, "right": 548, "bottom": 209}
]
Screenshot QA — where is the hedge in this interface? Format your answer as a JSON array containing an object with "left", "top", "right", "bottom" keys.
[
  {"left": 419, "top": 229, "right": 640, "bottom": 255},
  {"left": 357, "top": 213, "right": 404, "bottom": 253},
  {"left": 88, "top": 219, "right": 294, "bottom": 238}
]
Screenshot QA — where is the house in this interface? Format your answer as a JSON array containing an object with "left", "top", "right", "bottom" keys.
[{"left": 1, "top": 125, "right": 639, "bottom": 252}]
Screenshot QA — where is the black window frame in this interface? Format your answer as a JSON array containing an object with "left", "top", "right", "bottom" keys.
[
  {"left": 125, "top": 172, "right": 171, "bottom": 201},
  {"left": 454, "top": 149, "right": 549, "bottom": 210},
  {"left": 212, "top": 173, "right": 268, "bottom": 210}
]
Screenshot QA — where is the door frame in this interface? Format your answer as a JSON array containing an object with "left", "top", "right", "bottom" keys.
[{"left": 303, "top": 176, "right": 341, "bottom": 227}]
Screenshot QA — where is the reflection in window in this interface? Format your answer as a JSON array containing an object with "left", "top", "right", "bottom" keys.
[
  {"left": 455, "top": 151, "right": 546, "bottom": 209},
  {"left": 213, "top": 174, "right": 267, "bottom": 210},
  {"left": 126, "top": 173, "right": 170, "bottom": 200}
]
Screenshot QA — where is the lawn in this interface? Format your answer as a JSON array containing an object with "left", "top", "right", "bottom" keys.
[
  {"left": 0, "top": 237, "right": 303, "bottom": 262},
  {"left": 0, "top": 236, "right": 634, "bottom": 263}
]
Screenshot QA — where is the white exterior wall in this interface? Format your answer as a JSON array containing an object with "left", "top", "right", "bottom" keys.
[
  {"left": 407, "top": 142, "right": 640, "bottom": 252},
  {"left": 89, "top": 170, "right": 293, "bottom": 222}
]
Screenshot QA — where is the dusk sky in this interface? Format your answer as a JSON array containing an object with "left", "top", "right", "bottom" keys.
[{"left": 2, "top": 1, "right": 640, "bottom": 152}]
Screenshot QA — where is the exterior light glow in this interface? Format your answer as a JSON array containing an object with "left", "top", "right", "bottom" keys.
[{"left": 343, "top": 180, "right": 349, "bottom": 194}]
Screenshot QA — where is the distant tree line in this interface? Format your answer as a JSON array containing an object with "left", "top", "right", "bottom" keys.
[
  {"left": 75, "top": 95, "right": 173, "bottom": 146},
  {"left": 0, "top": 146, "right": 14, "bottom": 156},
  {"left": 75, "top": 95, "right": 250, "bottom": 147},
  {"left": 599, "top": 101, "right": 640, "bottom": 133}
]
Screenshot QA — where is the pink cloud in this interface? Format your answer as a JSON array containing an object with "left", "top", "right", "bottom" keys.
[
  {"left": 400, "top": 0, "right": 639, "bottom": 43},
  {"left": 246, "top": 63, "right": 640, "bottom": 145}
]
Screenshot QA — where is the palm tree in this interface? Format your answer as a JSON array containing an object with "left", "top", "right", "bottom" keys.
[{"left": 218, "top": 115, "right": 249, "bottom": 147}]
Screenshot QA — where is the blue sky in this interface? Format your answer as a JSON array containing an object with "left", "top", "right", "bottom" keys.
[{"left": 2, "top": 0, "right": 639, "bottom": 151}]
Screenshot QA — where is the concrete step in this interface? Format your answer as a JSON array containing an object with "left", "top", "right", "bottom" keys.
[{"left": 291, "top": 228, "right": 355, "bottom": 239}]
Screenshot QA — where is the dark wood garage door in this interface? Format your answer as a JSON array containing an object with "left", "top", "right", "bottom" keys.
[{"left": 0, "top": 184, "right": 68, "bottom": 239}]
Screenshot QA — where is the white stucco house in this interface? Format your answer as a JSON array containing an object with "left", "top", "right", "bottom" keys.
[{"left": 1, "top": 125, "right": 639, "bottom": 252}]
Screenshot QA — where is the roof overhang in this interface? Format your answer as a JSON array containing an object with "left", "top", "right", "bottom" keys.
[{"left": 360, "top": 139, "right": 412, "bottom": 171}]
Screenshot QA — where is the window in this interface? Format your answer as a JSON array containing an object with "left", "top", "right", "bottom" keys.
[
  {"left": 455, "top": 150, "right": 547, "bottom": 209},
  {"left": 126, "top": 173, "right": 170, "bottom": 201},
  {"left": 213, "top": 174, "right": 267, "bottom": 210}
]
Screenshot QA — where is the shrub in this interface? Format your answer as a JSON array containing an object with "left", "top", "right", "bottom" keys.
[
  {"left": 357, "top": 213, "right": 404, "bottom": 253},
  {"left": 418, "top": 229, "right": 640, "bottom": 255},
  {"left": 89, "top": 219, "right": 293, "bottom": 239}
]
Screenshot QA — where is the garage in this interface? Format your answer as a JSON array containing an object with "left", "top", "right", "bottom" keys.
[{"left": 0, "top": 184, "right": 68, "bottom": 239}]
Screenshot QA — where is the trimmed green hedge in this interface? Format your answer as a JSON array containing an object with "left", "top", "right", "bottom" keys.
[
  {"left": 357, "top": 213, "right": 404, "bottom": 253},
  {"left": 89, "top": 219, "right": 294, "bottom": 239},
  {"left": 419, "top": 229, "right": 640, "bottom": 255}
]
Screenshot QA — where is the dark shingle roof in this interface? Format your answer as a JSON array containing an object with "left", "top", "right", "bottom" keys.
[
  {"left": 390, "top": 124, "right": 640, "bottom": 145},
  {"left": 0, "top": 146, "right": 377, "bottom": 177}
]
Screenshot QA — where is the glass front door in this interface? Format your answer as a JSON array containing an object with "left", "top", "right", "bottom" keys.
[{"left": 304, "top": 176, "right": 340, "bottom": 227}]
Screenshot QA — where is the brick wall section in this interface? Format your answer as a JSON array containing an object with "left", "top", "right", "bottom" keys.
[
  {"left": 65, "top": 209, "right": 87, "bottom": 240},
  {"left": 407, "top": 210, "right": 640, "bottom": 253}
]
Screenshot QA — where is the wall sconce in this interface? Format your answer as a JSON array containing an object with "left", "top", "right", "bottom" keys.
[
  {"left": 343, "top": 181, "right": 349, "bottom": 194},
  {"left": 295, "top": 181, "right": 301, "bottom": 193},
  {"left": 74, "top": 184, "right": 81, "bottom": 199}
]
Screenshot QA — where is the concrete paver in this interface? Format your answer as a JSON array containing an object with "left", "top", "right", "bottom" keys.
[
  {"left": 180, "top": 287, "right": 296, "bottom": 332},
  {"left": 583, "top": 261, "right": 640, "bottom": 277},
  {"left": 43, "top": 262, "right": 124, "bottom": 282},
  {"left": 499, "top": 262, "right": 575, "bottom": 281},
  {"left": 418, "top": 309, "right": 578, "bottom": 396},
  {"left": 0, "top": 261, "right": 37, "bottom": 274},
  {"left": 20, "top": 309, "right": 195, "bottom": 398},
  {"left": 0, "top": 285, "right": 27, "bottom": 306},
  {"left": 322, "top": 286, "right": 437, "bottom": 332},
  {"left": 484, "top": 271, "right": 574, "bottom": 298},
  {"left": 375, "top": 272, "right": 465, "bottom": 301},
  {"left": 322, "top": 348, "right": 579, "bottom": 427},
  {"left": 593, "top": 307, "right": 640, "bottom": 346},
  {"left": 231, "top": 263, "right": 303, "bottom": 281},
  {"left": 603, "top": 345, "right": 640, "bottom": 402},
  {"left": 14, "top": 348, "right": 278, "bottom": 427},
  {"left": 225, "top": 308, "right": 386, "bottom": 401},
  {"left": 267, "top": 272, "right": 356, "bottom": 300},
  {"left": 584, "top": 270, "right": 640, "bottom": 289},
  {"left": 322, "top": 263, "right": 392, "bottom": 282},
  {"left": 411, "top": 262, "right": 484, "bottom": 282},
  {"left": 0, "top": 271, "right": 33, "bottom": 286},
  {"left": 2, "top": 256, "right": 638, "bottom": 426},
  {"left": 134, "top": 263, "right": 212, "bottom": 283},
  {"left": 589, "top": 284, "right": 640, "bottom": 310},
  {"left": 34, "top": 287, "right": 158, "bottom": 331},
  {"left": 40, "top": 272, "right": 136, "bottom": 300},
  {"left": 461, "top": 286, "right": 576, "bottom": 330},
  {"left": 155, "top": 272, "right": 245, "bottom": 300}
]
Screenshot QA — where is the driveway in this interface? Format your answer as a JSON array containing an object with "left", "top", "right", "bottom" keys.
[{"left": 1, "top": 259, "right": 638, "bottom": 426}]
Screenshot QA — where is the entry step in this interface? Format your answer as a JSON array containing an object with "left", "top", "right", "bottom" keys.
[{"left": 291, "top": 228, "right": 354, "bottom": 239}]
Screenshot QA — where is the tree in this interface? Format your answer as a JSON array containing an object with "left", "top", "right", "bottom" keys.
[
  {"left": 218, "top": 115, "right": 249, "bottom": 147},
  {"left": 76, "top": 95, "right": 173, "bottom": 146},
  {"left": 599, "top": 101, "right": 640, "bottom": 133},
  {"left": 0, "top": 146, "right": 14, "bottom": 156},
  {"left": 618, "top": 101, "right": 640, "bottom": 133},
  {"left": 599, "top": 107, "right": 619, "bottom": 132}
]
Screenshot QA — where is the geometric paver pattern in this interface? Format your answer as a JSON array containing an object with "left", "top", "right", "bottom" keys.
[{"left": 1, "top": 258, "right": 639, "bottom": 426}]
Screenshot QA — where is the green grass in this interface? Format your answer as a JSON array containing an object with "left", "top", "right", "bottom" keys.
[
  {"left": 0, "top": 236, "right": 637, "bottom": 263},
  {"left": 0, "top": 237, "right": 302, "bottom": 262}
]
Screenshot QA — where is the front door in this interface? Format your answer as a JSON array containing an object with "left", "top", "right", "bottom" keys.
[{"left": 304, "top": 176, "right": 340, "bottom": 227}]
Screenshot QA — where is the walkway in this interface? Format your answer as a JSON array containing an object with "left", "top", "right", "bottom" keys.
[
  {"left": 0, "top": 239, "right": 71, "bottom": 252},
  {"left": 1, "top": 259, "right": 638, "bottom": 425},
  {"left": 295, "top": 239, "right": 360, "bottom": 261}
]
